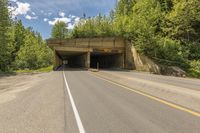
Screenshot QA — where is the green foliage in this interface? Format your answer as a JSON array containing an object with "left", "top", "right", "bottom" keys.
[
  {"left": 69, "top": 0, "right": 200, "bottom": 77},
  {"left": 187, "top": 41, "right": 200, "bottom": 60},
  {"left": 115, "top": 0, "right": 136, "bottom": 16},
  {"left": 14, "top": 28, "right": 53, "bottom": 70},
  {"left": 0, "top": 0, "right": 14, "bottom": 71},
  {"left": 12, "top": 20, "right": 25, "bottom": 58},
  {"left": 163, "top": 0, "right": 200, "bottom": 41},
  {"left": 51, "top": 21, "right": 68, "bottom": 39},
  {"left": 71, "top": 14, "right": 115, "bottom": 38},
  {"left": 187, "top": 60, "right": 200, "bottom": 78},
  {"left": 15, "top": 66, "right": 53, "bottom": 73},
  {"left": 0, "top": 0, "right": 53, "bottom": 72}
]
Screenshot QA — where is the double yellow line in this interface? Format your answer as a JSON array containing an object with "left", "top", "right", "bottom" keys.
[{"left": 91, "top": 72, "right": 200, "bottom": 118}]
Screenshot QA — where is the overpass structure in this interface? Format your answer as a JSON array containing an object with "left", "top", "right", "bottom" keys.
[{"left": 47, "top": 37, "right": 134, "bottom": 70}]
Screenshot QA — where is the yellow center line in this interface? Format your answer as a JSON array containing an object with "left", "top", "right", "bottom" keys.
[{"left": 90, "top": 72, "right": 200, "bottom": 118}]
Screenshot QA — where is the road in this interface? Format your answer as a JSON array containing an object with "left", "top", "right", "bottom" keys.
[{"left": 0, "top": 69, "right": 200, "bottom": 133}]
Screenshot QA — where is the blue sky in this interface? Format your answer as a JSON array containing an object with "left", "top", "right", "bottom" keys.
[{"left": 10, "top": 0, "right": 117, "bottom": 39}]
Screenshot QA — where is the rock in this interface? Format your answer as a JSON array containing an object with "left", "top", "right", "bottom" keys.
[{"left": 161, "top": 66, "right": 186, "bottom": 77}]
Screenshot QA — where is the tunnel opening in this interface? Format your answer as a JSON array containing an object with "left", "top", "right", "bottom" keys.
[
  {"left": 90, "top": 53, "right": 124, "bottom": 69},
  {"left": 57, "top": 51, "right": 88, "bottom": 68},
  {"left": 67, "top": 53, "right": 87, "bottom": 68},
  {"left": 56, "top": 51, "right": 124, "bottom": 69}
]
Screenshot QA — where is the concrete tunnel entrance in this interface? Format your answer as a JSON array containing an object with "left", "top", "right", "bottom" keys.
[
  {"left": 55, "top": 51, "right": 124, "bottom": 69},
  {"left": 90, "top": 53, "right": 124, "bottom": 69},
  {"left": 56, "top": 51, "right": 88, "bottom": 68}
]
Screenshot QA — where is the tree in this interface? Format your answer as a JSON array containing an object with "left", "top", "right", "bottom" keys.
[
  {"left": 51, "top": 21, "right": 68, "bottom": 39},
  {"left": 15, "top": 28, "right": 53, "bottom": 70},
  {"left": 0, "top": 0, "right": 13, "bottom": 71},
  {"left": 10, "top": 20, "right": 25, "bottom": 62},
  {"left": 115, "top": 0, "right": 136, "bottom": 16}
]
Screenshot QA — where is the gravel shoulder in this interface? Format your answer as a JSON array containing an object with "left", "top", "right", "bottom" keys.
[{"left": 0, "top": 72, "right": 66, "bottom": 133}]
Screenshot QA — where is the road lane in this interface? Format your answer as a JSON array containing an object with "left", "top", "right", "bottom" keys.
[
  {"left": 64, "top": 70, "right": 200, "bottom": 133},
  {"left": 100, "top": 70, "right": 200, "bottom": 91},
  {"left": 63, "top": 71, "right": 85, "bottom": 133},
  {"left": 94, "top": 70, "right": 200, "bottom": 112},
  {"left": 1, "top": 70, "right": 200, "bottom": 133}
]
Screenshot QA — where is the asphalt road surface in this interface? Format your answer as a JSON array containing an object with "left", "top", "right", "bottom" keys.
[{"left": 0, "top": 69, "right": 200, "bottom": 133}]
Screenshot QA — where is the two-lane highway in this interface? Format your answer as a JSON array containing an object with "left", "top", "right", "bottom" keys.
[
  {"left": 0, "top": 69, "right": 200, "bottom": 133},
  {"left": 63, "top": 70, "right": 200, "bottom": 133}
]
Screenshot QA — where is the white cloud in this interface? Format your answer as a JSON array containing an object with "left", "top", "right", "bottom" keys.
[
  {"left": 9, "top": 2, "right": 31, "bottom": 18},
  {"left": 69, "top": 15, "right": 76, "bottom": 18},
  {"left": 48, "top": 17, "right": 71, "bottom": 25},
  {"left": 59, "top": 12, "right": 65, "bottom": 17},
  {"left": 74, "top": 17, "right": 80, "bottom": 23},
  {"left": 67, "top": 16, "right": 80, "bottom": 29},
  {"left": 47, "top": 14, "right": 80, "bottom": 30},
  {"left": 44, "top": 18, "right": 48, "bottom": 22},
  {"left": 14, "top": 2, "right": 30, "bottom": 15},
  {"left": 68, "top": 23, "right": 75, "bottom": 29},
  {"left": 25, "top": 15, "right": 38, "bottom": 20}
]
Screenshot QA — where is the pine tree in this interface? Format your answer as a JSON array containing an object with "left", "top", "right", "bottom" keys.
[
  {"left": 0, "top": 0, "right": 13, "bottom": 71},
  {"left": 51, "top": 21, "right": 68, "bottom": 39},
  {"left": 115, "top": 0, "right": 136, "bottom": 16}
]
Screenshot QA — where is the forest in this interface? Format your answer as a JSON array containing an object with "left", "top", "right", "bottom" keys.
[
  {"left": 68, "top": 0, "right": 200, "bottom": 78},
  {"left": 1, "top": 0, "right": 200, "bottom": 77},
  {"left": 0, "top": 0, "right": 53, "bottom": 72}
]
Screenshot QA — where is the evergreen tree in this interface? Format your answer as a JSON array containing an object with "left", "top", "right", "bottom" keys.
[
  {"left": 0, "top": 0, "right": 13, "bottom": 71},
  {"left": 51, "top": 21, "right": 68, "bottom": 39},
  {"left": 15, "top": 28, "right": 53, "bottom": 70}
]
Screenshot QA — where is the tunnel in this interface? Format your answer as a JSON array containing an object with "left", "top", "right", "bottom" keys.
[
  {"left": 55, "top": 50, "right": 124, "bottom": 69},
  {"left": 56, "top": 51, "right": 89, "bottom": 68},
  {"left": 90, "top": 52, "right": 124, "bottom": 69}
]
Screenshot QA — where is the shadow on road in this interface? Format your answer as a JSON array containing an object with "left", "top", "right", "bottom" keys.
[
  {"left": 55, "top": 65, "right": 88, "bottom": 71},
  {"left": 55, "top": 65, "right": 132, "bottom": 72}
]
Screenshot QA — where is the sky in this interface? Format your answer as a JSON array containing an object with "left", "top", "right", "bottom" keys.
[{"left": 9, "top": 0, "right": 117, "bottom": 39}]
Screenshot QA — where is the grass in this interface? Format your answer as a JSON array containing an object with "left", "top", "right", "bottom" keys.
[
  {"left": 15, "top": 66, "right": 53, "bottom": 73},
  {"left": 187, "top": 69, "right": 200, "bottom": 79}
]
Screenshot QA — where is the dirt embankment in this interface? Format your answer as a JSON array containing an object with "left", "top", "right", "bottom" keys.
[{"left": 0, "top": 73, "right": 50, "bottom": 93}]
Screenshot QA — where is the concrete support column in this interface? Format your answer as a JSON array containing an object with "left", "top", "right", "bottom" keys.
[
  {"left": 122, "top": 53, "right": 125, "bottom": 69},
  {"left": 125, "top": 40, "right": 135, "bottom": 69},
  {"left": 54, "top": 50, "right": 62, "bottom": 70},
  {"left": 116, "top": 54, "right": 125, "bottom": 69},
  {"left": 86, "top": 52, "right": 90, "bottom": 69}
]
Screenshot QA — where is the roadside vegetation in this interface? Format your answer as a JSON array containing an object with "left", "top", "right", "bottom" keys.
[
  {"left": 0, "top": 0, "right": 53, "bottom": 73},
  {"left": 52, "top": 0, "right": 200, "bottom": 78},
  {"left": 15, "top": 66, "right": 53, "bottom": 73}
]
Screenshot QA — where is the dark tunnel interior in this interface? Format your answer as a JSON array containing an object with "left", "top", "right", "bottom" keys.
[
  {"left": 90, "top": 53, "right": 123, "bottom": 69},
  {"left": 64, "top": 54, "right": 87, "bottom": 68},
  {"left": 57, "top": 51, "right": 124, "bottom": 69}
]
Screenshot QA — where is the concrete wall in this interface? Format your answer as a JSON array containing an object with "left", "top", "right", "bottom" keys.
[
  {"left": 123, "top": 40, "right": 161, "bottom": 73},
  {"left": 131, "top": 46, "right": 161, "bottom": 74},
  {"left": 124, "top": 41, "right": 135, "bottom": 69},
  {"left": 47, "top": 37, "right": 125, "bottom": 49},
  {"left": 54, "top": 51, "right": 63, "bottom": 70}
]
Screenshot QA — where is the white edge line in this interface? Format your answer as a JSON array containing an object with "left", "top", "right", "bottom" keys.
[{"left": 63, "top": 71, "right": 85, "bottom": 133}]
